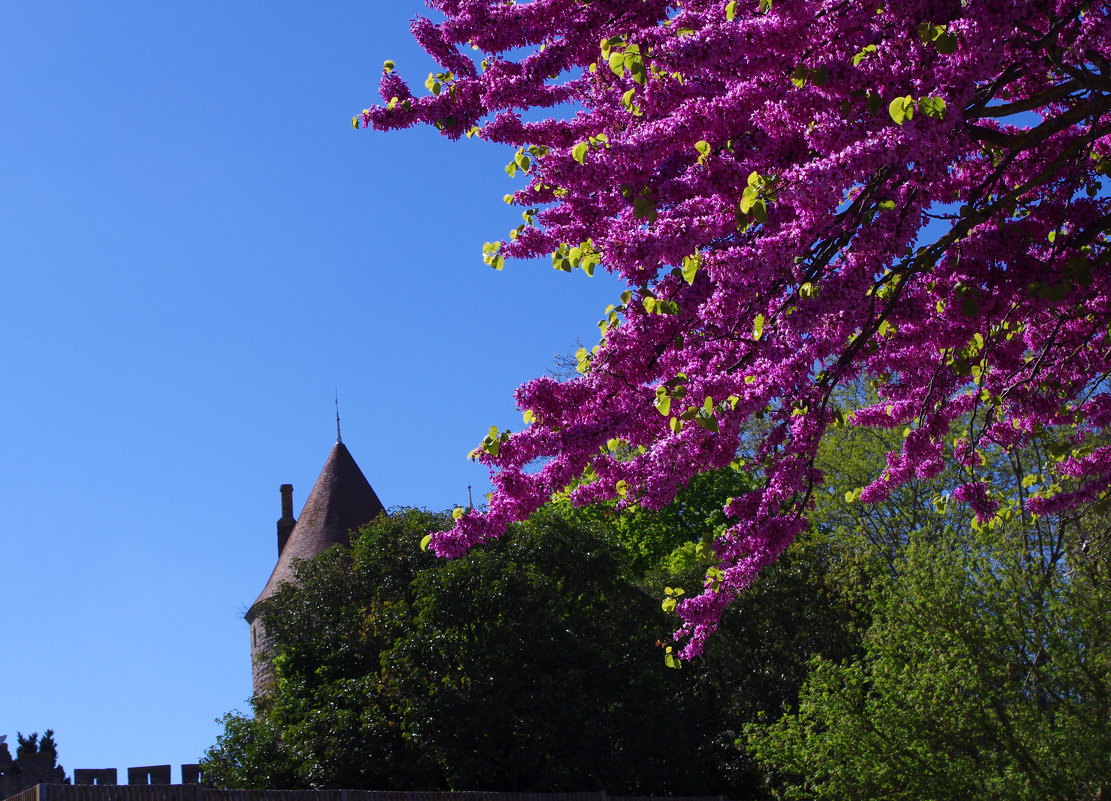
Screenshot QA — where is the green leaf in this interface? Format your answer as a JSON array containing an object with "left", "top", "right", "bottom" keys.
[
  {"left": 572, "top": 141, "right": 589, "bottom": 165},
  {"left": 681, "top": 253, "right": 700, "bottom": 285},
  {"left": 695, "top": 140, "right": 711, "bottom": 155},
  {"left": 523, "top": 409, "right": 535, "bottom": 424},
  {"left": 739, "top": 185, "right": 759, "bottom": 214},
  {"left": 654, "top": 388, "right": 672, "bottom": 416},
  {"left": 933, "top": 32, "right": 958, "bottom": 54},
  {"left": 852, "top": 44, "right": 877, "bottom": 66},
  {"left": 383, "top": 60, "right": 396, "bottom": 73},
  {"left": 420, "top": 534, "right": 433, "bottom": 551},
  {"left": 452, "top": 507, "right": 464, "bottom": 520},
  {"left": 889, "top": 95, "right": 914, "bottom": 125},
  {"left": 725, "top": 0, "right": 736, "bottom": 20},
  {"left": 576, "top": 347, "right": 591, "bottom": 374},
  {"left": 918, "top": 96, "right": 946, "bottom": 119},
  {"left": 608, "top": 50, "right": 625, "bottom": 76},
  {"left": 632, "top": 196, "right": 657, "bottom": 222},
  {"left": 695, "top": 411, "right": 719, "bottom": 432},
  {"left": 628, "top": 56, "right": 647, "bottom": 85},
  {"left": 753, "top": 313, "right": 765, "bottom": 341},
  {"left": 615, "top": 479, "right": 628, "bottom": 497}
]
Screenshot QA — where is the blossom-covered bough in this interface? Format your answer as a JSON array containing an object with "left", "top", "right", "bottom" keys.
[{"left": 360, "top": 0, "right": 1111, "bottom": 660}]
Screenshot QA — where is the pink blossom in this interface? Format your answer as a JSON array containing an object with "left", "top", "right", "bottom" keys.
[{"left": 366, "top": 0, "right": 1111, "bottom": 658}]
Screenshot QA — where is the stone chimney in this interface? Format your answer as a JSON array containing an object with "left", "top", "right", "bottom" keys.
[{"left": 277, "top": 484, "right": 296, "bottom": 554}]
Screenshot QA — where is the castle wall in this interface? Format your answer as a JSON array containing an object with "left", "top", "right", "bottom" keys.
[{"left": 248, "top": 615, "right": 276, "bottom": 697}]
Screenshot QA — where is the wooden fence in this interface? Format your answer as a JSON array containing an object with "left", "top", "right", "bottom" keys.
[{"left": 7, "top": 786, "right": 726, "bottom": 801}]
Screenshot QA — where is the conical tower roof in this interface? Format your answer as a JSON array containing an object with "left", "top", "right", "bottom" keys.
[{"left": 247, "top": 442, "right": 384, "bottom": 619}]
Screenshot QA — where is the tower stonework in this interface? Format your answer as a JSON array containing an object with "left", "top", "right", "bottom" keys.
[{"left": 247, "top": 441, "right": 385, "bottom": 697}]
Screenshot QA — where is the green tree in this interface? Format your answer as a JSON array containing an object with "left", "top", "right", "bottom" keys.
[
  {"left": 565, "top": 465, "right": 863, "bottom": 798},
  {"left": 382, "top": 505, "right": 696, "bottom": 792},
  {"left": 206, "top": 488, "right": 859, "bottom": 796},
  {"left": 745, "top": 484, "right": 1111, "bottom": 799},
  {"left": 204, "top": 509, "right": 444, "bottom": 790}
]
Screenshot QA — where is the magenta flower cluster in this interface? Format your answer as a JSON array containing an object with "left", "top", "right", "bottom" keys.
[{"left": 362, "top": 0, "right": 1111, "bottom": 658}]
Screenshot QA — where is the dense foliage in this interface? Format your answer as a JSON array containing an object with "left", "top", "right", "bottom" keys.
[
  {"left": 746, "top": 522, "right": 1111, "bottom": 799},
  {"left": 361, "top": 0, "right": 1111, "bottom": 657},
  {"left": 740, "top": 416, "right": 1111, "bottom": 799},
  {"left": 205, "top": 494, "right": 856, "bottom": 795}
]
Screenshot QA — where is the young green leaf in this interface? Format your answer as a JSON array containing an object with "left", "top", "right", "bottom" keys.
[
  {"left": 681, "top": 252, "right": 700, "bottom": 285},
  {"left": 889, "top": 95, "right": 914, "bottom": 124},
  {"left": 918, "top": 96, "right": 946, "bottom": 119},
  {"left": 852, "top": 44, "right": 877, "bottom": 66}
]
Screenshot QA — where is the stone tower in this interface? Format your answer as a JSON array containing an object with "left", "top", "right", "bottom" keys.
[{"left": 246, "top": 440, "right": 385, "bottom": 696}]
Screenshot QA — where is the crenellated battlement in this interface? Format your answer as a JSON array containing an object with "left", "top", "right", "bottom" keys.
[{"left": 70, "top": 766, "right": 201, "bottom": 787}]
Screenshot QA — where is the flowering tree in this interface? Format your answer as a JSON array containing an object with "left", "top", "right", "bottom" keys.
[{"left": 359, "top": 0, "right": 1111, "bottom": 659}]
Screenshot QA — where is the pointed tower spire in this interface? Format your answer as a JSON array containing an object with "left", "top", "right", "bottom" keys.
[
  {"left": 248, "top": 441, "right": 384, "bottom": 618},
  {"left": 335, "top": 392, "right": 342, "bottom": 444}
]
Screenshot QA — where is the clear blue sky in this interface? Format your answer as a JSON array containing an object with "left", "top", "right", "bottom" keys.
[{"left": 0, "top": 1, "right": 623, "bottom": 777}]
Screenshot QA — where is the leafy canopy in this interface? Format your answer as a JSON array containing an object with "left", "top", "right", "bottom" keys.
[
  {"left": 206, "top": 494, "right": 857, "bottom": 796},
  {"left": 746, "top": 515, "right": 1111, "bottom": 800},
  {"left": 360, "top": 0, "right": 1111, "bottom": 658}
]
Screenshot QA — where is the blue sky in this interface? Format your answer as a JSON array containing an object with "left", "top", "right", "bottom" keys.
[{"left": 0, "top": 2, "right": 623, "bottom": 776}]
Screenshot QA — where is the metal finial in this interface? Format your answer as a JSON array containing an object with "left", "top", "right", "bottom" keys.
[
  {"left": 467, "top": 484, "right": 474, "bottom": 509},
  {"left": 335, "top": 391, "right": 342, "bottom": 444}
]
